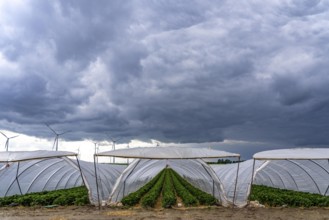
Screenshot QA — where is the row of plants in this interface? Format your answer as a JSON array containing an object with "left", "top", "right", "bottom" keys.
[
  {"left": 121, "top": 169, "right": 166, "bottom": 206},
  {"left": 250, "top": 185, "right": 329, "bottom": 207},
  {"left": 121, "top": 168, "right": 218, "bottom": 208},
  {"left": 141, "top": 170, "right": 166, "bottom": 207},
  {"left": 161, "top": 170, "right": 176, "bottom": 208},
  {"left": 169, "top": 169, "right": 198, "bottom": 206},
  {"left": 170, "top": 169, "right": 217, "bottom": 205},
  {"left": 0, "top": 186, "right": 89, "bottom": 207}
]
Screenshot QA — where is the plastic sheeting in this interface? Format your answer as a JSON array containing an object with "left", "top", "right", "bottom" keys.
[
  {"left": 0, "top": 158, "right": 82, "bottom": 197},
  {"left": 254, "top": 148, "right": 329, "bottom": 160},
  {"left": 96, "top": 147, "right": 240, "bottom": 159},
  {"left": 211, "top": 160, "right": 266, "bottom": 207},
  {"left": 109, "top": 159, "right": 231, "bottom": 206},
  {"left": 254, "top": 160, "right": 329, "bottom": 196},
  {"left": 0, "top": 151, "right": 126, "bottom": 206},
  {"left": 211, "top": 158, "right": 329, "bottom": 207},
  {"left": 0, "top": 150, "right": 78, "bottom": 162},
  {"left": 107, "top": 148, "right": 329, "bottom": 207},
  {"left": 74, "top": 160, "right": 125, "bottom": 205}
]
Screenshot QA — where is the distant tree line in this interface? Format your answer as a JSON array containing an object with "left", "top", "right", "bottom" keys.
[{"left": 207, "top": 159, "right": 244, "bottom": 164}]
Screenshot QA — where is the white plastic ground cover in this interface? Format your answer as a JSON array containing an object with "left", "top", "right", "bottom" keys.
[
  {"left": 0, "top": 151, "right": 126, "bottom": 206},
  {"left": 109, "top": 159, "right": 232, "bottom": 207},
  {"left": 96, "top": 146, "right": 240, "bottom": 159}
]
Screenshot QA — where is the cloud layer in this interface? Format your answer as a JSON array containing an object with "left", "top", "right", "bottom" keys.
[{"left": 1, "top": 0, "right": 329, "bottom": 150}]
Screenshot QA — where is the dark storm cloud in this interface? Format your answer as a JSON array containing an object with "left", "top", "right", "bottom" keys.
[{"left": 1, "top": 0, "right": 329, "bottom": 152}]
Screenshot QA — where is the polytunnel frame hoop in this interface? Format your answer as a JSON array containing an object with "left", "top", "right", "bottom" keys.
[
  {"left": 5, "top": 158, "right": 63, "bottom": 197},
  {"left": 232, "top": 156, "right": 241, "bottom": 207},
  {"left": 199, "top": 161, "right": 215, "bottom": 197},
  {"left": 325, "top": 159, "right": 329, "bottom": 196},
  {"left": 270, "top": 162, "right": 299, "bottom": 190},
  {"left": 16, "top": 162, "right": 23, "bottom": 195},
  {"left": 93, "top": 154, "right": 101, "bottom": 210},
  {"left": 288, "top": 159, "right": 321, "bottom": 194}
]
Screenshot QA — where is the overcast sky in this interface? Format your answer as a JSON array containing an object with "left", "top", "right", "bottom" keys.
[{"left": 1, "top": 0, "right": 329, "bottom": 160}]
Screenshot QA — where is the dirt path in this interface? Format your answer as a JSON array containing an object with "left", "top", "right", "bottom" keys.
[{"left": 0, "top": 206, "right": 328, "bottom": 220}]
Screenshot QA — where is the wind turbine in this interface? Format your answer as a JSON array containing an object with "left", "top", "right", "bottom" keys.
[
  {"left": 108, "top": 136, "right": 121, "bottom": 163},
  {"left": 90, "top": 141, "right": 99, "bottom": 154},
  {"left": 0, "top": 131, "right": 19, "bottom": 151},
  {"left": 126, "top": 143, "right": 130, "bottom": 164},
  {"left": 45, "top": 124, "right": 70, "bottom": 151}
]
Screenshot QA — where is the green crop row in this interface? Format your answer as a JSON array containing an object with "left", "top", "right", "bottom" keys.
[
  {"left": 161, "top": 170, "right": 176, "bottom": 208},
  {"left": 121, "top": 168, "right": 218, "bottom": 208},
  {"left": 170, "top": 169, "right": 217, "bottom": 205},
  {"left": 121, "top": 169, "right": 165, "bottom": 206},
  {"left": 0, "top": 186, "right": 89, "bottom": 207},
  {"left": 141, "top": 170, "right": 166, "bottom": 207},
  {"left": 169, "top": 170, "right": 198, "bottom": 206},
  {"left": 250, "top": 185, "right": 329, "bottom": 207}
]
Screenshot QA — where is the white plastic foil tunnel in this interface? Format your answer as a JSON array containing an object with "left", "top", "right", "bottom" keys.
[
  {"left": 96, "top": 147, "right": 241, "bottom": 207},
  {"left": 0, "top": 148, "right": 328, "bottom": 208},
  {"left": 99, "top": 147, "right": 329, "bottom": 207},
  {"left": 0, "top": 151, "right": 126, "bottom": 205}
]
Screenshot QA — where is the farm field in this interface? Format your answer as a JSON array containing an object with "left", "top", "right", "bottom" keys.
[{"left": 0, "top": 170, "right": 328, "bottom": 219}]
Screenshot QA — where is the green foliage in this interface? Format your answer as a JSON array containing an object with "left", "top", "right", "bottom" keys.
[
  {"left": 161, "top": 170, "right": 176, "bottom": 208},
  {"left": 170, "top": 170, "right": 198, "bottom": 206},
  {"left": 0, "top": 186, "right": 90, "bottom": 207},
  {"left": 121, "top": 169, "right": 165, "bottom": 206},
  {"left": 141, "top": 171, "right": 165, "bottom": 207},
  {"left": 121, "top": 168, "right": 218, "bottom": 208},
  {"left": 170, "top": 169, "right": 217, "bottom": 205},
  {"left": 250, "top": 185, "right": 329, "bottom": 207}
]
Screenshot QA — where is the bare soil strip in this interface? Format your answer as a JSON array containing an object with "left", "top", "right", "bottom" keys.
[{"left": 0, "top": 206, "right": 328, "bottom": 220}]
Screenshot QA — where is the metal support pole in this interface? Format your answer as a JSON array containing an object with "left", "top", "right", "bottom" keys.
[
  {"left": 76, "top": 156, "right": 86, "bottom": 187},
  {"left": 247, "top": 159, "right": 256, "bottom": 204},
  {"left": 200, "top": 160, "right": 215, "bottom": 197},
  {"left": 93, "top": 154, "right": 101, "bottom": 209},
  {"left": 232, "top": 156, "right": 241, "bottom": 207},
  {"left": 16, "top": 162, "right": 23, "bottom": 195}
]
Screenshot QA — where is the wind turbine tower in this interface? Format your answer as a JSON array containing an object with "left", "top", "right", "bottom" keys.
[
  {"left": 0, "top": 131, "right": 19, "bottom": 151},
  {"left": 108, "top": 136, "right": 121, "bottom": 164},
  {"left": 46, "top": 124, "right": 70, "bottom": 151}
]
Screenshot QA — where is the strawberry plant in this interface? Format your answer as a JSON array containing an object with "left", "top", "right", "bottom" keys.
[
  {"left": 121, "top": 169, "right": 165, "bottom": 206},
  {"left": 0, "top": 186, "right": 89, "bottom": 207},
  {"left": 170, "top": 170, "right": 198, "bottom": 206},
  {"left": 170, "top": 169, "right": 217, "bottom": 205},
  {"left": 161, "top": 170, "right": 176, "bottom": 208},
  {"left": 250, "top": 185, "right": 329, "bottom": 207},
  {"left": 141, "top": 170, "right": 165, "bottom": 207}
]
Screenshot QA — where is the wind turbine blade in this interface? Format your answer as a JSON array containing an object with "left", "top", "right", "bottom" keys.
[
  {"left": 59, "top": 130, "right": 71, "bottom": 135},
  {"left": 9, "top": 135, "right": 19, "bottom": 139},
  {"left": 0, "top": 131, "right": 8, "bottom": 138},
  {"left": 45, "top": 123, "right": 58, "bottom": 135}
]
